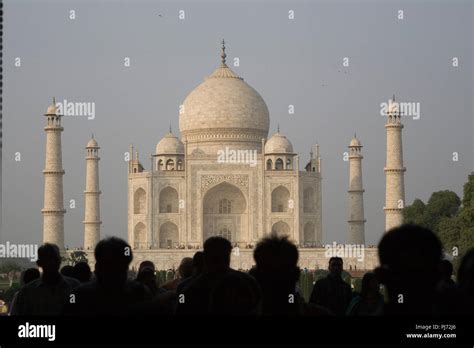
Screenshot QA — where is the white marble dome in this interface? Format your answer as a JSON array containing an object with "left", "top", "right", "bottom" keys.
[
  {"left": 156, "top": 132, "right": 184, "bottom": 155},
  {"left": 350, "top": 137, "right": 361, "bottom": 147},
  {"left": 179, "top": 55, "right": 270, "bottom": 153},
  {"left": 265, "top": 131, "right": 294, "bottom": 154},
  {"left": 86, "top": 137, "right": 99, "bottom": 148}
]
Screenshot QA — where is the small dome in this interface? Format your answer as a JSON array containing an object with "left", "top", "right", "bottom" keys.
[
  {"left": 350, "top": 136, "right": 361, "bottom": 147},
  {"left": 265, "top": 131, "right": 294, "bottom": 154},
  {"left": 46, "top": 103, "right": 57, "bottom": 115},
  {"left": 156, "top": 132, "right": 184, "bottom": 155},
  {"left": 86, "top": 137, "right": 99, "bottom": 148}
]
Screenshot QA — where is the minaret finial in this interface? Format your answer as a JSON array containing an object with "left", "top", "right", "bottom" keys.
[
  {"left": 53, "top": 96, "right": 56, "bottom": 105},
  {"left": 277, "top": 124, "right": 280, "bottom": 133},
  {"left": 354, "top": 132, "right": 357, "bottom": 139},
  {"left": 221, "top": 39, "right": 227, "bottom": 65},
  {"left": 392, "top": 94, "right": 395, "bottom": 102},
  {"left": 169, "top": 124, "right": 172, "bottom": 133},
  {"left": 91, "top": 133, "right": 94, "bottom": 139}
]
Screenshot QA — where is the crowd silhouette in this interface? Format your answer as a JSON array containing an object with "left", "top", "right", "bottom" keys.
[{"left": 6, "top": 224, "right": 474, "bottom": 316}]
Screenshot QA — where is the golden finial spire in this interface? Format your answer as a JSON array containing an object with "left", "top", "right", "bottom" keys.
[
  {"left": 221, "top": 39, "right": 227, "bottom": 65},
  {"left": 53, "top": 96, "right": 56, "bottom": 105},
  {"left": 277, "top": 124, "right": 280, "bottom": 133}
]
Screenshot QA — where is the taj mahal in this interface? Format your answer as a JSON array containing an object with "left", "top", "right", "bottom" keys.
[{"left": 40, "top": 41, "right": 408, "bottom": 271}]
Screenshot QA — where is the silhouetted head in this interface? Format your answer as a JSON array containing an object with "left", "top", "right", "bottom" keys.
[
  {"left": 178, "top": 257, "right": 193, "bottom": 279},
  {"left": 192, "top": 251, "right": 205, "bottom": 275},
  {"left": 73, "top": 261, "right": 92, "bottom": 283},
  {"left": 328, "top": 257, "right": 344, "bottom": 277},
  {"left": 94, "top": 237, "right": 133, "bottom": 287},
  {"left": 360, "top": 272, "right": 379, "bottom": 299},
  {"left": 60, "top": 265, "right": 74, "bottom": 278},
  {"left": 376, "top": 224, "right": 442, "bottom": 310},
  {"left": 203, "top": 237, "right": 232, "bottom": 273},
  {"left": 36, "top": 243, "right": 61, "bottom": 275},
  {"left": 138, "top": 260, "right": 155, "bottom": 274},
  {"left": 136, "top": 261, "right": 156, "bottom": 285},
  {"left": 253, "top": 233, "right": 300, "bottom": 290},
  {"left": 439, "top": 259, "right": 454, "bottom": 281},
  {"left": 21, "top": 268, "right": 40, "bottom": 286},
  {"left": 458, "top": 248, "right": 474, "bottom": 296}
]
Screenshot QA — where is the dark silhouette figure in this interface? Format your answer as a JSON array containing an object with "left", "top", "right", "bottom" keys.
[
  {"left": 309, "top": 257, "right": 352, "bottom": 315},
  {"left": 375, "top": 224, "right": 442, "bottom": 315},
  {"left": 72, "top": 261, "right": 92, "bottom": 283},
  {"left": 135, "top": 261, "right": 164, "bottom": 298},
  {"left": 8, "top": 268, "right": 41, "bottom": 315},
  {"left": 161, "top": 257, "right": 194, "bottom": 291},
  {"left": 63, "top": 237, "right": 151, "bottom": 316},
  {"left": 346, "top": 272, "right": 384, "bottom": 315},
  {"left": 457, "top": 248, "right": 474, "bottom": 314},
  {"left": 11, "top": 244, "right": 80, "bottom": 315},
  {"left": 176, "top": 236, "right": 259, "bottom": 315},
  {"left": 253, "top": 233, "right": 329, "bottom": 316},
  {"left": 60, "top": 265, "right": 75, "bottom": 278},
  {"left": 22, "top": 268, "right": 40, "bottom": 285},
  {"left": 176, "top": 251, "right": 205, "bottom": 294}
]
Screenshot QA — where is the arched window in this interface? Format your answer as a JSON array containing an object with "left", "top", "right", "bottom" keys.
[
  {"left": 286, "top": 158, "right": 292, "bottom": 170},
  {"left": 218, "top": 226, "right": 232, "bottom": 241},
  {"left": 134, "top": 188, "right": 146, "bottom": 214},
  {"left": 271, "top": 186, "right": 290, "bottom": 212},
  {"left": 166, "top": 159, "right": 174, "bottom": 171},
  {"left": 219, "top": 199, "right": 232, "bottom": 214},
  {"left": 266, "top": 159, "right": 273, "bottom": 170},
  {"left": 275, "top": 158, "right": 284, "bottom": 170},
  {"left": 157, "top": 159, "right": 164, "bottom": 171},
  {"left": 159, "top": 186, "right": 179, "bottom": 213},
  {"left": 177, "top": 159, "right": 183, "bottom": 170}
]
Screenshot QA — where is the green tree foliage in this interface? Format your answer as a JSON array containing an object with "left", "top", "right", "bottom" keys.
[
  {"left": 403, "top": 173, "right": 474, "bottom": 263},
  {"left": 63, "top": 251, "right": 89, "bottom": 266}
]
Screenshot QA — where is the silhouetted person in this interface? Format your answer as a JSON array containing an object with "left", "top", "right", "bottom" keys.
[
  {"left": 135, "top": 261, "right": 164, "bottom": 298},
  {"left": 457, "top": 248, "right": 474, "bottom": 314},
  {"left": 11, "top": 244, "right": 80, "bottom": 315},
  {"left": 253, "top": 233, "right": 329, "bottom": 316},
  {"left": 60, "top": 265, "right": 74, "bottom": 278},
  {"left": 346, "top": 272, "right": 384, "bottom": 316},
  {"left": 161, "top": 257, "right": 193, "bottom": 291},
  {"left": 309, "top": 257, "right": 352, "bottom": 315},
  {"left": 63, "top": 237, "right": 151, "bottom": 316},
  {"left": 375, "top": 224, "right": 442, "bottom": 315},
  {"left": 22, "top": 268, "right": 41, "bottom": 285},
  {"left": 176, "top": 236, "right": 258, "bottom": 315},
  {"left": 72, "top": 261, "right": 92, "bottom": 283},
  {"left": 8, "top": 268, "right": 41, "bottom": 315},
  {"left": 176, "top": 251, "right": 205, "bottom": 294}
]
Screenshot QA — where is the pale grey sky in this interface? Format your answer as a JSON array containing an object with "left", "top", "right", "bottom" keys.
[{"left": 3, "top": 0, "right": 473, "bottom": 247}]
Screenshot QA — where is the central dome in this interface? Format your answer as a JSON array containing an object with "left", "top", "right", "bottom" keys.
[{"left": 179, "top": 42, "right": 270, "bottom": 153}]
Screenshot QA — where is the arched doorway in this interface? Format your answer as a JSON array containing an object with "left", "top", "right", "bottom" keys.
[
  {"left": 271, "top": 221, "right": 290, "bottom": 237},
  {"left": 203, "top": 182, "right": 247, "bottom": 244},
  {"left": 159, "top": 222, "right": 178, "bottom": 249}
]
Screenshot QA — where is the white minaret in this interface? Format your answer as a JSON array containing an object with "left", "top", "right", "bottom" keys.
[
  {"left": 384, "top": 95, "right": 406, "bottom": 231},
  {"left": 42, "top": 97, "right": 66, "bottom": 249},
  {"left": 83, "top": 135, "right": 101, "bottom": 250},
  {"left": 348, "top": 134, "right": 366, "bottom": 244}
]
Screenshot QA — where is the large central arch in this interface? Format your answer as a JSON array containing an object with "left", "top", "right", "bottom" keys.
[{"left": 202, "top": 182, "right": 247, "bottom": 244}]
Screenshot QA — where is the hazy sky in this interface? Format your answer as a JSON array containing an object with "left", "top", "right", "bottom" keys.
[{"left": 3, "top": 0, "right": 473, "bottom": 247}]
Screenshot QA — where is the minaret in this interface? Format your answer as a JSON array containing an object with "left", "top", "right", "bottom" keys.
[
  {"left": 348, "top": 134, "right": 366, "bottom": 244},
  {"left": 384, "top": 95, "right": 406, "bottom": 231},
  {"left": 42, "top": 97, "right": 66, "bottom": 250},
  {"left": 83, "top": 135, "right": 101, "bottom": 250}
]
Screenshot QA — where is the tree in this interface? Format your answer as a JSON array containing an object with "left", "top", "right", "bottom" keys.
[
  {"left": 63, "top": 251, "right": 89, "bottom": 266},
  {"left": 423, "top": 190, "right": 461, "bottom": 232},
  {"left": 403, "top": 198, "right": 427, "bottom": 226}
]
